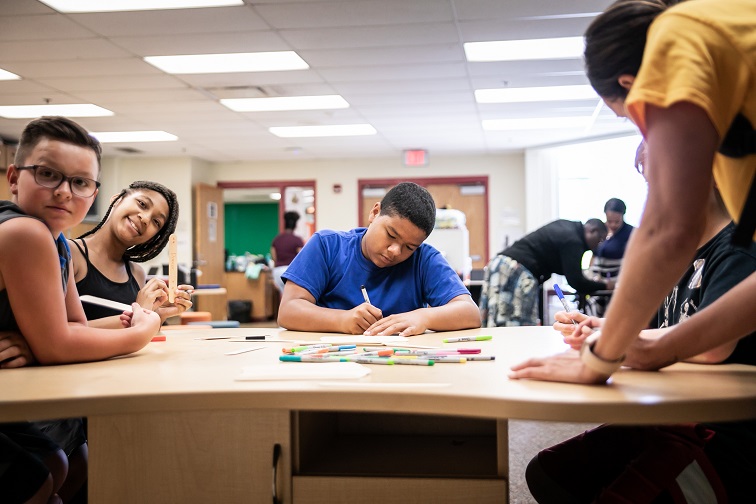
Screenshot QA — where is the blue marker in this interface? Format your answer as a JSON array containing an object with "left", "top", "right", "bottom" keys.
[{"left": 553, "top": 284, "right": 578, "bottom": 326}]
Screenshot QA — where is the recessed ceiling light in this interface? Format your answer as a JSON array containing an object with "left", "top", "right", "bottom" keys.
[
  {"left": 37, "top": 0, "right": 243, "bottom": 13},
  {"left": 464, "top": 37, "right": 584, "bottom": 62},
  {"left": 144, "top": 52, "right": 309, "bottom": 74},
  {"left": 0, "top": 68, "right": 20, "bottom": 81},
  {"left": 221, "top": 95, "right": 349, "bottom": 112},
  {"left": 475, "top": 85, "right": 597, "bottom": 103},
  {"left": 482, "top": 117, "right": 593, "bottom": 131},
  {"left": 0, "top": 104, "right": 113, "bottom": 118},
  {"left": 269, "top": 124, "right": 377, "bottom": 138},
  {"left": 90, "top": 131, "right": 178, "bottom": 143}
]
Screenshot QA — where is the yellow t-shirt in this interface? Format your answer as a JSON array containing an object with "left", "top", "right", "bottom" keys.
[{"left": 626, "top": 0, "right": 756, "bottom": 240}]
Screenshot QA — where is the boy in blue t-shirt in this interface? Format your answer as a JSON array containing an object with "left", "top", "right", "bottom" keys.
[{"left": 279, "top": 182, "right": 481, "bottom": 336}]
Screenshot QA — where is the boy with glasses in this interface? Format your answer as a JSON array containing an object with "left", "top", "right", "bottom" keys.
[{"left": 0, "top": 117, "right": 161, "bottom": 503}]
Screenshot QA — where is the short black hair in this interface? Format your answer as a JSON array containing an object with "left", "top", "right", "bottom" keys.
[
  {"left": 585, "top": 218, "right": 609, "bottom": 238},
  {"left": 78, "top": 181, "right": 179, "bottom": 262},
  {"left": 283, "top": 211, "right": 300, "bottom": 230},
  {"left": 379, "top": 182, "right": 436, "bottom": 237},
  {"left": 604, "top": 198, "right": 627, "bottom": 214},
  {"left": 16, "top": 116, "right": 102, "bottom": 172}
]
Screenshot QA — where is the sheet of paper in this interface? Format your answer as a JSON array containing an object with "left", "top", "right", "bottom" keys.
[
  {"left": 236, "top": 362, "right": 371, "bottom": 381},
  {"left": 320, "top": 336, "right": 408, "bottom": 345},
  {"left": 79, "top": 295, "right": 130, "bottom": 312}
]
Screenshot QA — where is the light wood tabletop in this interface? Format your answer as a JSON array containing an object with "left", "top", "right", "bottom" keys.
[{"left": 2, "top": 326, "right": 755, "bottom": 425}]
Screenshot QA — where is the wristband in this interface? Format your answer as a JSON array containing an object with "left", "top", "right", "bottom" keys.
[{"left": 579, "top": 333, "right": 625, "bottom": 376}]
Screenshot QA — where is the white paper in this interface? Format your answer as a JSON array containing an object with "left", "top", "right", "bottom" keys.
[
  {"left": 320, "top": 336, "right": 408, "bottom": 345},
  {"left": 79, "top": 295, "right": 130, "bottom": 312},
  {"left": 236, "top": 362, "right": 371, "bottom": 381}
]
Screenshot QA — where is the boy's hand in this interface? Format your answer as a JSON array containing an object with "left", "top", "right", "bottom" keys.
[
  {"left": 341, "top": 303, "right": 382, "bottom": 334},
  {"left": 364, "top": 312, "right": 427, "bottom": 337},
  {"left": 128, "top": 302, "right": 161, "bottom": 335},
  {"left": 0, "top": 331, "right": 35, "bottom": 368}
]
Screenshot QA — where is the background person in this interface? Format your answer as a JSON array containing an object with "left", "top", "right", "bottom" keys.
[
  {"left": 479, "top": 218, "right": 612, "bottom": 327},
  {"left": 270, "top": 210, "right": 304, "bottom": 293}
]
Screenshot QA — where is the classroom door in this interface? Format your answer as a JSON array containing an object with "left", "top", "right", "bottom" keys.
[{"left": 194, "top": 183, "right": 225, "bottom": 285}]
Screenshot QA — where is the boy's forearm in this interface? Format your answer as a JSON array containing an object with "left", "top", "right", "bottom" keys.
[
  {"left": 423, "top": 296, "right": 481, "bottom": 332},
  {"left": 277, "top": 299, "right": 344, "bottom": 333}
]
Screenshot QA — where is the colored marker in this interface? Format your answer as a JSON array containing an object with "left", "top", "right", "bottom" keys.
[
  {"left": 442, "top": 335, "right": 493, "bottom": 343},
  {"left": 427, "top": 356, "right": 467, "bottom": 363},
  {"left": 553, "top": 284, "right": 578, "bottom": 326},
  {"left": 456, "top": 355, "right": 495, "bottom": 361},
  {"left": 361, "top": 285, "right": 371, "bottom": 305},
  {"left": 345, "top": 357, "right": 394, "bottom": 365},
  {"left": 391, "top": 358, "right": 434, "bottom": 366},
  {"left": 279, "top": 355, "right": 344, "bottom": 363}
]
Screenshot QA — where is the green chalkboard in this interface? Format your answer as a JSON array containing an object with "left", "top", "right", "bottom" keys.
[{"left": 224, "top": 202, "right": 279, "bottom": 257}]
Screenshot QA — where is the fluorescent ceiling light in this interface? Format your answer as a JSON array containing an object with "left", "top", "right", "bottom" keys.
[
  {"left": 0, "top": 68, "right": 20, "bottom": 81},
  {"left": 144, "top": 52, "right": 309, "bottom": 74},
  {"left": 90, "top": 131, "right": 178, "bottom": 143},
  {"left": 464, "top": 37, "right": 584, "bottom": 62},
  {"left": 475, "top": 85, "right": 597, "bottom": 103},
  {"left": 221, "top": 95, "right": 349, "bottom": 112},
  {"left": 483, "top": 117, "right": 593, "bottom": 131},
  {"left": 0, "top": 104, "right": 113, "bottom": 118},
  {"left": 269, "top": 124, "right": 377, "bottom": 138},
  {"left": 38, "top": 0, "right": 242, "bottom": 13}
]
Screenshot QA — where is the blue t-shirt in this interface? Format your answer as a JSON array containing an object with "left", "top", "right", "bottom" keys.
[
  {"left": 282, "top": 228, "right": 470, "bottom": 316},
  {"left": 596, "top": 223, "right": 634, "bottom": 260}
]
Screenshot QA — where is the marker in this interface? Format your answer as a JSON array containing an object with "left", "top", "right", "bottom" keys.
[
  {"left": 245, "top": 335, "right": 269, "bottom": 340},
  {"left": 360, "top": 285, "right": 371, "bottom": 305},
  {"left": 391, "top": 358, "right": 434, "bottom": 366},
  {"left": 553, "top": 284, "right": 578, "bottom": 326},
  {"left": 456, "top": 355, "right": 495, "bottom": 361},
  {"left": 345, "top": 356, "right": 395, "bottom": 365},
  {"left": 427, "top": 356, "right": 467, "bottom": 363},
  {"left": 279, "top": 355, "right": 343, "bottom": 362},
  {"left": 442, "top": 335, "right": 492, "bottom": 343}
]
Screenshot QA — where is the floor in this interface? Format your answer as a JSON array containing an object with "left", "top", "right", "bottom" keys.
[{"left": 239, "top": 321, "right": 595, "bottom": 503}]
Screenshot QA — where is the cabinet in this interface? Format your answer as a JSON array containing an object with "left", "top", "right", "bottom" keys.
[
  {"left": 225, "top": 270, "right": 275, "bottom": 320},
  {"left": 89, "top": 409, "right": 291, "bottom": 503}
]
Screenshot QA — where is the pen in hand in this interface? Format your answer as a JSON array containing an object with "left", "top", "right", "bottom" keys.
[
  {"left": 553, "top": 284, "right": 578, "bottom": 326},
  {"left": 361, "top": 285, "right": 371, "bottom": 305}
]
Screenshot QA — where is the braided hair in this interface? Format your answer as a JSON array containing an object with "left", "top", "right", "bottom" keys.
[{"left": 78, "top": 181, "right": 179, "bottom": 262}]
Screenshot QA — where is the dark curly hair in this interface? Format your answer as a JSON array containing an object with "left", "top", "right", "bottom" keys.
[
  {"left": 78, "top": 181, "right": 179, "bottom": 262},
  {"left": 379, "top": 182, "right": 436, "bottom": 237}
]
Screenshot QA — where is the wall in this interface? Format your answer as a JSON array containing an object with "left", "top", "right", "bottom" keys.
[{"left": 211, "top": 154, "right": 526, "bottom": 259}]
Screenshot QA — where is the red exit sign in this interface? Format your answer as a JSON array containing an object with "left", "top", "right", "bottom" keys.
[{"left": 403, "top": 149, "right": 428, "bottom": 166}]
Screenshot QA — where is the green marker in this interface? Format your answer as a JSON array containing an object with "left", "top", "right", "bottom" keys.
[{"left": 442, "top": 335, "right": 493, "bottom": 343}]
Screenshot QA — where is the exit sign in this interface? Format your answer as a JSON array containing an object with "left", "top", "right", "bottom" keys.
[{"left": 403, "top": 149, "right": 428, "bottom": 166}]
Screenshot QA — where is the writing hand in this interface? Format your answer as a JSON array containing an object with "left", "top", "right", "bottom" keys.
[
  {"left": 341, "top": 303, "right": 382, "bottom": 334},
  {"left": 154, "top": 284, "right": 194, "bottom": 322},
  {"left": 364, "top": 311, "right": 428, "bottom": 337},
  {"left": 562, "top": 315, "right": 603, "bottom": 350},
  {"left": 0, "top": 330, "right": 35, "bottom": 368},
  {"left": 552, "top": 310, "right": 591, "bottom": 337}
]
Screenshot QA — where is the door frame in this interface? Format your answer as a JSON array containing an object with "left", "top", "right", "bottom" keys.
[
  {"left": 217, "top": 179, "right": 317, "bottom": 232},
  {"left": 357, "top": 176, "right": 489, "bottom": 265}
]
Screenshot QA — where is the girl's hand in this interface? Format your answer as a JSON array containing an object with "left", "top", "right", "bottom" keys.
[
  {"left": 563, "top": 316, "right": 603, "bottom": 350},
  {"left": 154, "top": 285, "right": 194, "bottom": 322}
]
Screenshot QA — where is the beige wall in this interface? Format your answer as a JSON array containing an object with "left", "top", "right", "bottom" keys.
[
  {"left": 97, "top": 153, "right": 526, "bottom": 272},
  {"left": 212, "top": 154, "right": 526, "bottom": 259}
]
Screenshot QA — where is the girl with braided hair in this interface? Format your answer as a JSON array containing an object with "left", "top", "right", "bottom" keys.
[{"left": 69, "top": 180, "right": 193, "bottom": 327}]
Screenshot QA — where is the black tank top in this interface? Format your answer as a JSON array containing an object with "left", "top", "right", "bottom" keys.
[
  {"left": 0, "top": 201, "right": 70, "bottom": 330},
  {"left": 72, "top": 238, "right": 140, "bottom": 320}
]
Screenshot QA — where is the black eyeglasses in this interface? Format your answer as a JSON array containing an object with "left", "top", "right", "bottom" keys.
[{"left": 16, "top": 165, "right": 100, "bottom": 198}]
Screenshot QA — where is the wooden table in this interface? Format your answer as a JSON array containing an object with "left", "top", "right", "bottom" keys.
[{"left": 2, "top": 327, "right": 755, "bottom": 503}]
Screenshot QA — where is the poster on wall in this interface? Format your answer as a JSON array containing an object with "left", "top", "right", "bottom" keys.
[{"left": 208, "top": 219, "right": 217, "bottom": 243}]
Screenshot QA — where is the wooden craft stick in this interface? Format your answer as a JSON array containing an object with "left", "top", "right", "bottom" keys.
[{"left": 168, "top": 234, "right": 177, "bottom": 303}]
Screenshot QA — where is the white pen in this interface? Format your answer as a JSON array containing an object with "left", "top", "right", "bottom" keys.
[{"left": 360, "top": 285, "right": 371, "bottom": 305}]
